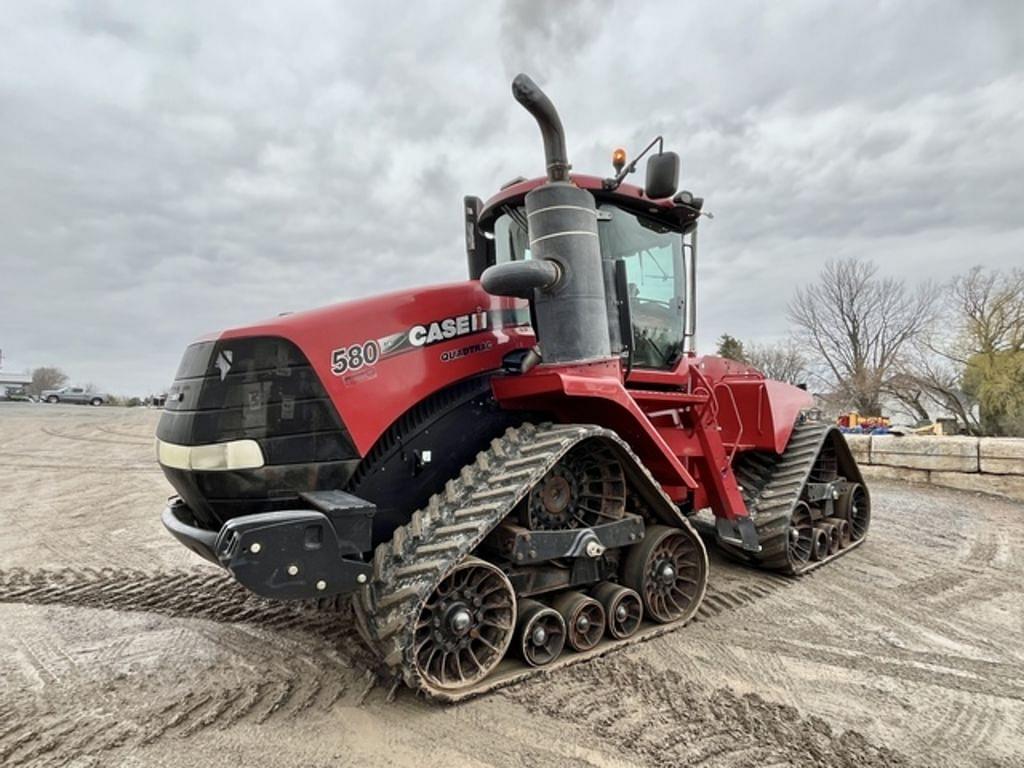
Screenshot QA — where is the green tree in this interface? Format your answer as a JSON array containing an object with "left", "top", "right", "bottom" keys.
[
  {"left": 963, "top": 351, "right": 1024, "bottom": 436},
  {"left": 906, "top": 267, "right": 1024, "bottom": 435},
  {"left": 716, "top": 334, "right": 746, "bottom": 362}
]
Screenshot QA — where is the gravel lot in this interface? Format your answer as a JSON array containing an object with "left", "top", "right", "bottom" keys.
[{"left": 1, "top": 403, "right": 1022, "bottom": 767}]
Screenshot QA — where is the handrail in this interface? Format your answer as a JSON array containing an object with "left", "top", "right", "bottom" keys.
[{"left": 713, "top": 382, "right": 744, "bottom": 466}]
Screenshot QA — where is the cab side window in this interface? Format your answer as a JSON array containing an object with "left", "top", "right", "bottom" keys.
[{"left": 600, "top": 206, "right": 684, "bottom": 369}]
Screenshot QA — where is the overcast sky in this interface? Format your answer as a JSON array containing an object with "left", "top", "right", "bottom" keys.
[{"left": 1, "top": 1, "right": 1022, "bottom": 394}]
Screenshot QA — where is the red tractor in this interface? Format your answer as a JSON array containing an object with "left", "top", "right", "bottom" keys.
[{"left": 157, "top": 75, "right": 869, "bottom": 700}]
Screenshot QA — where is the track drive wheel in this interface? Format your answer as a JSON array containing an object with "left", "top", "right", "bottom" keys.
[
  {"left": 836, "top": 483, "right": 870, "bottom": 541},
  {"left": 523, "top": 444, "right": 625, "bottom": 530},
  {"left": 515, "top": 599, "right": 566, "bottom": 667},
  {"left": 413, "top": 557, "right": 516, "bottom": 692},
  {"left": 623, "top": 524, "right": 707, "bottom": 624}
]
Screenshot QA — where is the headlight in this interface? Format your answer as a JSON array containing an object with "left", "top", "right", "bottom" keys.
[{"left": 156, "top": 438, "right": 265, "bottom": 471}]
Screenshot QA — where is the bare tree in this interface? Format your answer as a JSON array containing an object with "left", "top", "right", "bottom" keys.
[
  {"left": 745, "top": 340, "right": 807, "bottom": 386},
  {"left": 28, "top": 366, "right": 67, "bottom": 398},
  {"left": 950, "top": 266, "right": 1024, "bottom": 356},
  {"left": 789, "top": 259, "right": 938, "bottom": 416}
]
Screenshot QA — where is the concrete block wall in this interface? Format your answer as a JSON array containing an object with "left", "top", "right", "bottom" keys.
[{"left": 843, "top": 434, "right": 1024, "bottom": 502}]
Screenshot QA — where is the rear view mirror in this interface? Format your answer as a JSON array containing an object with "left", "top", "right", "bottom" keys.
[{"left": 645, "top": 152, "right": 679, "bottom": 199}]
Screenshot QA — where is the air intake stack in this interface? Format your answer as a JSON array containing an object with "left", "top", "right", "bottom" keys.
[{"left": 481, "top": 74, "right": 612, "bottom": 366}]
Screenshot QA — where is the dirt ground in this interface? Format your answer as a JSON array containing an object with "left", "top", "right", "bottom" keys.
[{"left": 1, "top": 404, "right": 1022, "bottom": 768}]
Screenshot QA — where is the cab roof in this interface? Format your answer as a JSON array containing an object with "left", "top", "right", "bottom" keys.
[{"left": 478, "top": 174, "right": 700, "bottom": 233}]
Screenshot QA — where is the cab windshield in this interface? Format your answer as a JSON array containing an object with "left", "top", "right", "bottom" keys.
[{"left": 492, "top": 203, "right": 685, "bottom": 369}]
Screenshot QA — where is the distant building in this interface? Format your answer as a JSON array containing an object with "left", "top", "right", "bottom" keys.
[{"left": 0, "top": 372, "right": 33, "bottom": 397}]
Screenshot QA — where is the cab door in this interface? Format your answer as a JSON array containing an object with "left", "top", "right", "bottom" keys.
[{"left": 597, "top": 204, "right": 685, "bottom": 369}]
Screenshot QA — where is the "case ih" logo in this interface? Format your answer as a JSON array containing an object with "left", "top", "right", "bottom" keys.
[{"left": 408, "top": 310, "right": 489, "bottom": 347}]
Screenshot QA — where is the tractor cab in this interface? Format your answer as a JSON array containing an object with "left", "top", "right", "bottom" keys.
[{"left": 468, "top": 173, "right": 706, "bottom": 370}]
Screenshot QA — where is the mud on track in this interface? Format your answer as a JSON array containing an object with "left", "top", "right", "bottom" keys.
[{"left": 1, "top": 404, "right": 1022, "bottom": 767}]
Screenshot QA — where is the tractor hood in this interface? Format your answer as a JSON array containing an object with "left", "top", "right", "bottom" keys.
[
  {"left": 156, "top": 281, "right": 533, "bottom": 527},
  {"left": 161, "top": 281, "right": 534, "bottom": 457}
]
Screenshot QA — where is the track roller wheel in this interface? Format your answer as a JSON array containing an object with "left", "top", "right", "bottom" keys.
[
  {"left": 551, "top": 592, "right": 605, "bottom": 652},
  {"left": 837, "top": 483, "right": 870, "bottom": 541},
  {"left": 827, "top": 517, "right": 852, "bottom": 548},
  {"left": 412, "top": 557, "right": 516, "bottom": 692},
  {"left": 810, "top": 528, "right": 828, "bottom": 560},
  {"left": 515, "top": 599, "right": 566, "bottom": 667},
  {"left": 815, "top": 522, "right": 839, "bottom": 554},
  {"left": 623, "top": 524, "right": 707, "bottom": 624},
  {"left": 590, "top": 582, "right": 642, "bottom": 639}
]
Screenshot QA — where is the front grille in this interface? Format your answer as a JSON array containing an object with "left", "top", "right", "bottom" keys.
[{"left": 157, "top": 336, "right": 359, "bottom": 527}]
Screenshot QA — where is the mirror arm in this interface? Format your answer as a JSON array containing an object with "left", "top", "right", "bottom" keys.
[{"left": 603, "top": 136, "right": 663, "bottom": 190}]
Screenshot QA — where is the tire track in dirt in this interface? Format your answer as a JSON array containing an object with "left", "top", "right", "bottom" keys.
[
  {"left": 694, "top": 575, "right": 794, "bottom": 622},
  {"left": 0, "top": 563, "right": 803, "bottom": 764},
  {"left": 40, "top": 425, "right": 151, "bottom": 447},
  {"left": 0, "top": 622, "right": 367, "bottom": 766},
  {"left": 690, "top": 629, "right": 1024, "bottom": 702},
  {"left": 0, "top": 567, "right": 378, "bottom": 765},
  {"left": 97, "top": 424, "right": 156, "bottom": 443},
  {"left": 0, "top": 462, "right": 156, "bottom": 472},
  {"left": 0, "top": 567, "right": 346, "bottom": 631},
  {"left": 0, "top": 564, "right": 800, "bottom": 679},
  {"left": 502, "top": 654, "right": 912, "bottom": 768}
]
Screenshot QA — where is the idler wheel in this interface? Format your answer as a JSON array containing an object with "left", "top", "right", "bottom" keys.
[
  {"left": 623, "top": 524, "right": 706, "bottom": 624},
  {"left": 786, "top": 501, "right": 815, "bottom": 567},
  {"left": 815, "top": 522, "right": 839, "bottom": 555},
  {"left": 837, "top": 483, "right": 870, "bottom": 541},
  {"left": 514, "top": 598, "right": 566, "bottom": 667},
  {"left": 551, "top": 591, "right": 605, "bottom": 652},
  {"left": 826, "top": 516, "right": 852, "bottom": 548},
  {"left": 810, "top": 528, "right": 829, "bottom": 560},
  {"left": 590, "top": 582, "right": 643, "bottom": 640},
  {"left": 413, "top": 557, "right": 516, "bottom": 691}
]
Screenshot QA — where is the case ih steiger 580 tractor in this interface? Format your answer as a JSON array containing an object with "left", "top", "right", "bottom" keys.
[{"left": 157, "top": 75, "right": 870, "bottom": 700}]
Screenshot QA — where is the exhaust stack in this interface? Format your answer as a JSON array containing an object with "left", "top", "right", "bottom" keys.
[
  {"left": 481, "top": 74, "right": 612, "bottom": 366},
  {"left": 511, "top": 74, "right": 570, "bottom": 183}
]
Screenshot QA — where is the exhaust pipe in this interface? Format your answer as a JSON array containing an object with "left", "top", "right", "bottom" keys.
[
  {"left": 481, "top": 74, "right": 612, "bottom": 366},
  {"left": 511, "top": 74, "right": 570, "bottom": 183}
]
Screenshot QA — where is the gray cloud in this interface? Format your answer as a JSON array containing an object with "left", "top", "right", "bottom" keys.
[{"left": 1, "top": 1, "right": 1021, "bottom": 393}]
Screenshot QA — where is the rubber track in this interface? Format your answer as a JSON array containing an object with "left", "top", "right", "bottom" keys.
[
  {"left": 355, "top": 421, "right": 704, "bottom": 700},
  {"left": 723, "top": 421, "right": 859, "bottom": 574}
]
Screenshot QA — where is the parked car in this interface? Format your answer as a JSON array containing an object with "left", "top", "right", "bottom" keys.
[
  {"left": 1, "top": 386, "right": 36, "bottom": 402},
  {"left": 41, "top": 386, "right": 106, "bottom": 406}
]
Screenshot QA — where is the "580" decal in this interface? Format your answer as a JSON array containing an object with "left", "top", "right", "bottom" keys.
[{"left": 330, "top": 340, "right": 380, "bottom": 375}]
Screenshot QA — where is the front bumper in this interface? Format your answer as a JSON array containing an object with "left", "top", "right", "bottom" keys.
[{"left": 162, "top": 492, "right": 374, "bottom": 600}]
